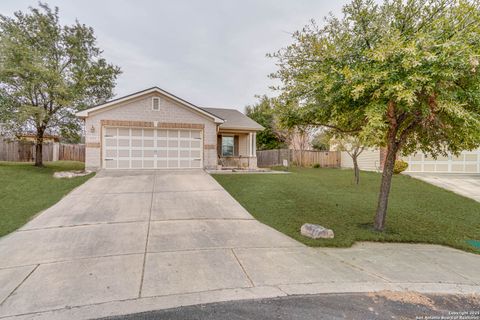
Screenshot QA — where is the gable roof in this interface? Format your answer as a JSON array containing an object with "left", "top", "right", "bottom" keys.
[
  {"left": 75, "top": 87, "right": 224, "bottom": 123},
  {"left": 202, "top": 107, "right": 264, "bottom": 131}
]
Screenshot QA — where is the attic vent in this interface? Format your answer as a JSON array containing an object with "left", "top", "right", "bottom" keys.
[{"left": 152, "top": 97, "right": 160, "bottom": 111}]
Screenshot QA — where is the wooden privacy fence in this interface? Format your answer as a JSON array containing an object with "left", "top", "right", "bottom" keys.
[
  {"left": 0, "top": 139, "right": 85, "bottom": 162},
  {"left": 257, "top": 149, "right": 340, "bottom": 168},
  {"left": 59, "top": 144, "right": 85, "bottom": 162}
]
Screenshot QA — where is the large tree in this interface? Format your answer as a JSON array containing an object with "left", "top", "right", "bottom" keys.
[
  {"left": 271, "top": 0, "right": 480, "bottom": 231},
  {"left": 0, "top": 3, "right": 121, "bottom": 166}
]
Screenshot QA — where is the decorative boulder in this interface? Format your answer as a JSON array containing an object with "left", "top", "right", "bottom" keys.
[
  {"left": 300, "top": 223, "right": 334, "bottom": 239},
  {"left": 53, "top": 170, "right": 92, "bottom": 179}
]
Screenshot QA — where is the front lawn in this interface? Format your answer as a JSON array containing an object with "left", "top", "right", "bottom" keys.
[
  {"left": 213, "top": 168, "right": 480, "bottom": 254},
  {"left": 0, "top": 161, "right": 94, "bottom": 237}
]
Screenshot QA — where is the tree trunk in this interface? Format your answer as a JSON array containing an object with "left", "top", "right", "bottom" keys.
[
  {"left": 353, "top": 156, "right": 360, "bottom": 185},
  {"left": 35, "top": 128, "right": 45, "bottom": 167},
  {"left": 373, "top": 140, "right": 397, "bottom": 231}
]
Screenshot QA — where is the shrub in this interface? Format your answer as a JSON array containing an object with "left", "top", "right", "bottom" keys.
[
  {"left": 313, "top": 163, "right": 321, "bottom": 168},
  {"left": 393, "top": 160, "right": 408, "bottom": 174}
]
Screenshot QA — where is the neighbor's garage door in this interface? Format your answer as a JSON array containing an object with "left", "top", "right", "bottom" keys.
[
  {"left": 103, "top": 127, "right": 203, "bottom": 169},
  {"left": 405, "top": 150, "right": 480, "bottom": 173}
]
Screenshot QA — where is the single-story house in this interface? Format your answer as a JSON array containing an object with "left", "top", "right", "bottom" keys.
[
  {"left": 340, "top": 148, "right": 480, "bottom": 173},
  {"left": 76, "top": 87, "right": 264, "bottom": 171}
]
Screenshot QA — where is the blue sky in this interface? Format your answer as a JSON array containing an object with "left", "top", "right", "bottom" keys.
[{"left": 0, "top": 0, "right": 348, "bottom": 110}]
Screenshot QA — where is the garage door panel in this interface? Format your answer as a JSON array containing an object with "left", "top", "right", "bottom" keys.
[
  {"left": 191, "top": 141, "right": 201, "bottom": 148},
  {"left": 168, "top": 140, "right": 178, "bottom": 147},
  {"left": 157, "top": 140, "right": 168, "bottom": 147},
  {"left": 132, "top": 160, "right": 142, "bottom": 169},
  {"left": 143, "top": 160, "right": 154, "bottom": 168},
  {"left": 191, "top": 131, "right": 201, "bottom": 139},
  {"left": 168, "top": 150, "right": 178, "bottom": 157},
  {"left": 157, "top": 160, "right": 168, "bottom": 168},
  {"left": 179, "top": 131, "right": 189, "bottom": 138},
  {"left": 105, "top": 128, "right": 117, "bottom": 136},
  {"left": 103, "top": 127, "right": 203, "bottom": 169},
  {"left": 144, "top": 150, "right": 155, "bottom": 157},
  {"left": 131, "top": 129, "right": 142, "bottom": 136},
  {"left": 179, "top": 160, "right": 190, "bottom": 168},
  {"left": 191, "top": 159, "right": 202, "bottom": 168},
  {"left": 105, "top": 159, "right": 117, "bottom": 169},
  {"left": 105, "top": 139, "right": 117, "bottom": 147},
  {"left": 118, "top": 150, "right": 130, "bottom": 157}
]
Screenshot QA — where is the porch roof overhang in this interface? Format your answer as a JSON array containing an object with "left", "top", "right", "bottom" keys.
[{"left": 202, "top": 107, "right": 264, "bottom": 131}]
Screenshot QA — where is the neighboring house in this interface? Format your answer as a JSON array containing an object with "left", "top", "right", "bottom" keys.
[
  {"left": 339, "top": 148, "right": 383, "bottom": 172},
  {"left": 339, "top": 147, "right": 480, "bottom": 173},
  {"left": 76, "top": 87, "right": 264, "bottom": 170}
]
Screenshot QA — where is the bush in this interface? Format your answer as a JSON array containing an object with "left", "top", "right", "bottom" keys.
[
  {"left": 313, "top": 163, "right": 321, "bottom": 168},
  {"left": 393, "top": 160, "right": 408, "bottom": 174}
]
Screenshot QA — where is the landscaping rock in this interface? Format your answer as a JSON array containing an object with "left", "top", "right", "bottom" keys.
[
  {"left": 300, "top": 223, "right": 334, "bottom": 239},
  {"left": 53, "top": 170, "right": 92, "bottom": 179}
]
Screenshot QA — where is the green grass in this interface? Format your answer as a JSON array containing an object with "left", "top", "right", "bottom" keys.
[
  {"left": 0, "top": 161, "right": 94, "bottom": 237},
  {"left": 212, "top": 168, "right": 480, "bottom": 254}
]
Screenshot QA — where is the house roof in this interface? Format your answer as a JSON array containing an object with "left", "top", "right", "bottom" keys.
[
  {"left": 75, "top": 87, "right": 224, "bottom": 124},
  {"left": 202, "top": 107, "right": 264, "bottom": 131}
]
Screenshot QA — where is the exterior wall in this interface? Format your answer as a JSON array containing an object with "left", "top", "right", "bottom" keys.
[
  {"left": 84, "top": 93, "right": 217, "bottom": 170},
  {"left": 238, "top": 133, "right": 249, "bottom": 156},
  {"left": 341, "top": 148, "right": 381, "bottom": 172}
]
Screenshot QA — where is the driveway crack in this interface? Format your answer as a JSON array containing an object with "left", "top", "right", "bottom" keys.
[
  {"left": 0, "top": 264, "right": 39, "bottom": 306},
  {"left": 138, "top": 174, "right": 155, "bottom": 298},
  {"left": 231, "top": 249, "right": 255, "bottom": 288}
]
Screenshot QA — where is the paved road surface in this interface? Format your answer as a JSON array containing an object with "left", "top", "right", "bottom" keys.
[{"left": 100, "top": 292, "right": 480, "bottom": 320}]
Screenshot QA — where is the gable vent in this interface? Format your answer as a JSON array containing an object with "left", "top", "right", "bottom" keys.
[{"left": 152, "top": 97, "right": 160, "bottom": 111}]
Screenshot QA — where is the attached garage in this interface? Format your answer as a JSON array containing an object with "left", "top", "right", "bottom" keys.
[
  {"left": 103, "top": 127, "right": 203, "bottom": 169},
  {"left": 339, "top": 147, "right": 480, "bottom": 173},
  {"left": 404, "top": 150, "right": 480, "bottom": 173}
]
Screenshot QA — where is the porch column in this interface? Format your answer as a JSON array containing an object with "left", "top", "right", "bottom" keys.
[
  {"left": 248, "top": 132, "right": 253, "bottom": 157},
  {"left": 252, "top": 132, "right": 256, "bottom": 157}
]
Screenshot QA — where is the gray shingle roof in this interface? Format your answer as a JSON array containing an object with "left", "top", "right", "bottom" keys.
[{"left": 202, "top": 107, "right": 264, "bottom": 131}]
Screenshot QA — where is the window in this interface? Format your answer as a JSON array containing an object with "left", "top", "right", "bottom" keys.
[
  {"left": 221, "top": 136, "right": 234, "bottom": 156},
  {"left": 152, "top": 97, "right": 160, "bottom": 111}
]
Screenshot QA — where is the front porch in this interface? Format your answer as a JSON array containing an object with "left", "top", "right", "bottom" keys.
[{"left": 217, "top": 130, "right": 257, "bottom": 169}]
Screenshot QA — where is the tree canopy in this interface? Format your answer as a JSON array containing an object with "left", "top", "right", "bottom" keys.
[
  {"left": 245, "top": 95, "right": 287, "bottom": 150},
  {"left": 270, "top": 0, "right": 480, "bottom": 230},
  {"left": 0, "top": 3, "right": 121, "bottom": 164}
]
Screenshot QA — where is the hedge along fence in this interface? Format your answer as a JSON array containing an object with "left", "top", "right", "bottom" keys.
[
  {"left": 0, "top": 139, "right": 85, "bottom": 162},
  {"left": 257, "top": 149, "right": 340, "bottom": 168}
]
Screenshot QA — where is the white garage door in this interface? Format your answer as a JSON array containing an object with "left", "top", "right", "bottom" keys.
[
  {"left": 103, "top": 127, "right": 203, "bottom": 169},
  {"left": 405, "top": 150, "right": 480, "bottom": 173}
]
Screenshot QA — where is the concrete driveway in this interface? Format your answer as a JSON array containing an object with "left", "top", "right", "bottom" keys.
[
  {"left": 0, "top": 170, "right": 479, "bottom": 320},
  {"left": 407, "top": 173, "right": 480, "bottom": 202}
]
